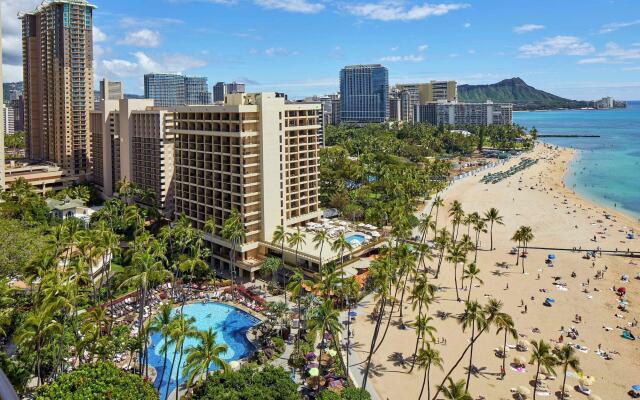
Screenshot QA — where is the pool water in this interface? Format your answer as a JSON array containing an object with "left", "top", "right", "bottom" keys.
[
  {"left": 148, "top": 302, "right": 259, "bottom": 398},
  {"left": 345, "top": 233, "right": 366, "bottom": 246}
]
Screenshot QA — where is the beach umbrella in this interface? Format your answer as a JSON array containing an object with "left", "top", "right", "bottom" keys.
[
  {"left": 548, "top": 254, "right": 556, "bottom": 260},
  {"left": 632, "top": 385, "right": 640, "bottom": 391},
  {"left": 514, "top": 356, "right": 527, "bottom": 365},
  {"left": 580, "top": 376, "right": 595, "bottom": 386},
  {"left": 306, "top": 352, "right": 317, "bottom": 360},
  {"left": 309, "top": 367, "right": 319, "bottom": 377},
  {"left": 348, "top": 311, "right": 358, "bottom": 317},
  {"left": 617, "top": 287, "right": 626, "bottom": 294},
  {"left": 545, "top": 297, "right": 555, "bottom": 303},
  {"left": 517, "top": 386, "right": 531, "bottom": 396}
]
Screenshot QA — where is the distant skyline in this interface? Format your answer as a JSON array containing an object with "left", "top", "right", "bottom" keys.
[{"left": 2, "top": 0, "right": 640, "bottom": 100}]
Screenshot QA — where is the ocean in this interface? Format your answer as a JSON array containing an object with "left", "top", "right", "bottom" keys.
[{"left": 514, "top": 101, "right": 640, "bottom": 219}]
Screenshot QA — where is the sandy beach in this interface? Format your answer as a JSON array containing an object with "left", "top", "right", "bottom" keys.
[{"left": 351, "top": 144, "right": 640, "bottom": 400}]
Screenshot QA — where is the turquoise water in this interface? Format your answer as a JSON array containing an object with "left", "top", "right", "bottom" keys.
[
  {"left": 148, "top": 302, "right": 259, "bottom": 398},
  {"left": 346, "top": 233, "right": 366, "bottom": 246},
  {"left": 514, "top": 101, "right": 640, "bottom": 218}
]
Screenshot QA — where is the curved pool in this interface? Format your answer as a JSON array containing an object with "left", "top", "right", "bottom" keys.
[{"left": 148, "top": 302, "right": 260, "bottom": 398}]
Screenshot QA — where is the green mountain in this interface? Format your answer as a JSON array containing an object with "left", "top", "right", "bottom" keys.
[{"left": 458, "top": 77, "right": 590, "bottom": 110}]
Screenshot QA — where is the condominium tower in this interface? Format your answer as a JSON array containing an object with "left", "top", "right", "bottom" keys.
[
  {"left": 99, "top": 79, "right": 124, "bottom": 101},
  {"left": 413, "top": 101, "right": 513, "bottom": 126},
  {"left": 394, "top": 81, "right": 457, "bottom": 122},
  {"left": 91, "top": 98, "right": 175, "bottom": 216},
  {"left": 144, "top": 73, "right": 211, "bottom": 107},
  {"left": 213, "top": 82, "right": 246, "bottom": 103},
  {"left": 171, "top": 92, "right": 321, "bottom": 279},
  {"left": 340, "top": 64, "right": 389, "bottom": 123},
  {"left": 20, "top": 0, "right": 96, "bottom": 178}
]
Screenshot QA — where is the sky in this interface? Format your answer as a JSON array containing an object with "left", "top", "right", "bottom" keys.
[{"left": 2, "top": 0, "right": 640, "bottom": 100}]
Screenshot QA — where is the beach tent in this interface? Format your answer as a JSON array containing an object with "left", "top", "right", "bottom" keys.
[
  {"left": 545, "top": 297, "right": 555, "bottom": 303},
  {"left": 632, "top": 385, "right": 640, "bottom": 391},
  {"left": 617, "top": 287, "right": 626, "bottom": 295},
  {"left": 548, "top": 254, "right": 556, "bottom": 260},
  {"left": 309, "top": 368, "right": 319, "bottom": 377}
]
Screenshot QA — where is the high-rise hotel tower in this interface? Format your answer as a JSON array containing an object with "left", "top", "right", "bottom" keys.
[{"left": 21, "top": 0, "right": 96, "bottom": 178}]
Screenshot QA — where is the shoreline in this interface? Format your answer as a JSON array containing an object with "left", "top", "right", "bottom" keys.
[{"left": 353, "top": 143, "right": 639, "bottom": 400}]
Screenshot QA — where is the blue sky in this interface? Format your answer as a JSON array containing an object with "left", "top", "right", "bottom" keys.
[{"left": 3, "top": 0, "right": 640, "bottom": 99}]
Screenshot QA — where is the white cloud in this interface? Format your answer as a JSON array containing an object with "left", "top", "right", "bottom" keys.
[
  {"left": 347, "top": 2, "right": 470, "bottom": 21},
  {"left": 93, "top": 26, "right": 108, "bottom": 43},
  {"left": 599, "top": 20, "right": 640, "bottom": 34},
  {"left": 513, "top": 24, "right": 545, "bottom": 34},
  {"left": 463, "top": 22, "right": 471, "bottom": 28},
  {"left": 577, "top": 57, "right": 611, "bottom": 65},
  {"left": 254, "top": 0, "right": 324, "bottom": 13},
  {"left": 2, "top": 0, "right": 41, "bottom": 68},
  {"left": 380, "top": 54, "right": 424, "bottom": 62},
  {"left": 261, "top": 47, "right": 298, "bottom": 57},
  {"left": 519, "top": 36, "right": 595, "bottom": 57},
  {"left": 2, "top": 64, "right": 24, "bottom": 82},
  {"left": 418, "top": 44, "right": 429, "bottom": 52},
  {"left": 601, "top": 42, "right": 640, "bottom": 60},
  {"left": 118, "top": 29, "right": 162, "bottom": 48},
  {"left": 119, "top": 16, "right": 184, "bottom": 28},
  {"left": 102, "top": 52, "right": 206, "bottom": 77}
]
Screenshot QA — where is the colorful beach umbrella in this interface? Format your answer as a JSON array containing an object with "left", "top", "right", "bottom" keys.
[
  {"left": 309, "top": 368, "right": 319, "bottom": 377},
  {"left": 632, "top": 385, "right": 640, "bottom": 391},
  {"left": 545, "top": 297, "right": 555, "bottom": 303}
]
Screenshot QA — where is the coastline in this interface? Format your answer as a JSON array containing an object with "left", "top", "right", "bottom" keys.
[{"left": 353, "top": 143, "right": 639, "bottom": 400}]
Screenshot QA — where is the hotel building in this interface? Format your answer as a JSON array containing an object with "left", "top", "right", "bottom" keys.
[
  {"left": 144, "top": 74, "right": 211, "bottom": 107},
  {"left": 393, "top": 81, "right": 458, "bottom": 122},
  {"left": 170, "top": 92, "right": 322, "bottom": 279},
  {"left": 413, "top": 100, "right": 513, "bottom": 126},
  {"left": 213, "top": 82, "right": 246, "bottom": 103},
  {"left": 339, "top": 64, "right": 389, "bottom": 123},
  {"left": 90, "top": 98, "right": 175, "bottom": 216},
  {"left": 20, "top": 0, "right": 96, "bottom": 178}
]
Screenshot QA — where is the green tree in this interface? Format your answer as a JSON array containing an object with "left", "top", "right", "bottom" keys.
[
  {"left": 494, "top": 312, "right": 517, "bottom": 379},
  {"left": 220, "top": 209, "right": 246, "bottom": 289},
  {"left": 529, "top": 340, "right": 557, "bottom": 400},
  {"left": 416, "top": 344, "right": 443, "bottom": 400},
  {"left": 483, "top": 207, "right": 504, "bottom": 251},
  {"left": 307, "top": 299, "right": 342, "bottom": 392},
  {"left": 446, "top": 241, "right": 467, "bottom": 302},
  {"left": 149, "top": 303, "right": 173, "bottom": 390},
  {"left": 183, "top": 328, "right": 229, "bottom": 392},
  {"left": 439, "top": 378, "right": 472, "bottom": 400},
  {"left": 461, "top": 263, "right": 483, "bottom": 303},
  {"left": 271, "top": 225, "right": 289, "bottom": 304},
  {"left": 553, "top": 344, "right": 581, "bottom": 399}
]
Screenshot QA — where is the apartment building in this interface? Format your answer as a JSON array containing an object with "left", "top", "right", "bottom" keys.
[
  {"left": 340, "top": 64, "right": 389, "bottom": 123},
  {"left": 99, "top": 79, "right": 124, "bottom": 101},
  {"left": 171, "top": 92, "right": 322, "bottom": 279},
  {"left": 393, "top": 81, "right": 458, "bottom": 122},
  {"left": 20, "top": 0, "right": 96, "bottom": 178},
  {"left": 413, "top": 100, "right": 513, "bottom": 126},
  {"left": 90, "top": 99, "right": 175, "bottom": 216},
  {"left": 2, "top": 105, "right": 15, "bottom": 135},
  {"left": 144, "top": 73, "right": 211, "bottom": 107}
]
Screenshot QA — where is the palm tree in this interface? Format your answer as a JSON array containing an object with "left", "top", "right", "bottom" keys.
[
  {"left": 408, "top": 274, "right": 437, "bottom": 372},
  {"left": 519, "top": 226, "right": 534, "bottom": 274},
  {"left": 203, "top": 215, "right": 217, "bottom": 275},
  {"left": 459, "top": 300, "right": 487, "bottom": 391},
  {"left": 417, "top": 214, "right": 435, "bottom": 246},
  {"left": 553, "top": 344, "right": 581, "bottom": 399},
  {"left": 341, "top": 276, "right": 361, "bottom": 371},
  {"left": 416, "top": 344, "right": 443, "bottom": 400},
  {"left": 529, "top": 340, "right": 557, "bottom": 400},
  {"left": 431, "top": 197, "right": 445, "bottom": 238},
  {"left": 272, "top": 225, "right": 290, "bottom": 303},
  {"left": 15, "top": 308, "right": 62, "bottom": 386},
  {"left": 124, "top": 205, "right": 145, "bottom": 252},
  {"left": 331, "top": 233, "right": 353, "bottom": 279},
  {"left": 495, "top": 313, "right": 517, "bottom": 379},
  {"left": 448, "top": 200, "right": 464, "bottom": 242},
  {"left": 149, "top": 303, "right": 173, "bottom": 390},
  {"left": 261, "top": 257, "right": 282, "bottom": 291},
  {"left": 511, "top": 228, "right": 523, "bottom": 267},
  {"left": 446, "top": 242, "right": 467, "bottom": 301},
  {"left": 471, "top": 219, "right": 487, "bottom": 262},
  {"left": 166, "top": 314, "right": 197, "bottom": 400},
  {"left": 433, "top": 228, "right": 450, "bottom": 279},
  {"left": 220, "top": 209, "right": 246, "bottom": 289},
  {"left": 183, "top": 328, "right": 229, "bottom": 392},
  {"left": 461, "top": 263, "right": 484, "bottom": 303},
  {"left": 312, "top": 229, "right": 330, "bottom": 276},
  {"left": 288, "top": 227, "right": 307, "bottom": 269},
  {"left": 307, "top": 299, "right": 342, "bottom": 391},
  {"left": 431, "top": 299, "right": 506, "bottom": 400},
  {"left": 287, "top": 268, "right": 313, "bottom": 351},
  {"left": 483, "top": 208, "right": 504, "bottom": 251},
  {"left": 439, "top": 378, "right": 472, "bottom": 400}
]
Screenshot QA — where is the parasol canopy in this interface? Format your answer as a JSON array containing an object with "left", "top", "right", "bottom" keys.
[{"left": 308, "top": 367, "right": 319, "bottom": 377}]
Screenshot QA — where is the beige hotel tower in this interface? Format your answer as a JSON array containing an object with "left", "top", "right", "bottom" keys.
[
  {"left": 171, "top": 92, "right": 322, "bottom": 279},
  {"left": 21, "top": 0, "right": 96, "bottom": 178}
]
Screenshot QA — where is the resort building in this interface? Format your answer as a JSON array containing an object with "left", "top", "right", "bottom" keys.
[
  {"left": 90, "top": 98, "right": 175, "bottom": 216},
  {"left": 2, "top": 105, "right": 14, "bottom": 135},
  {"left": 213, "top": 82, "right": 246, "bottom": 103},
  {"left": 20, "top": 0, "right": 96, "bottom": 179},
  {"left": 413, "top": 100, "right": 513, "bottom": 126},
  {"left": 3, "top": 161, "right": 77, "bottom": 194},
  {"left": 393, "top": 81, "right": 458, "bottom": 122},
  {"left": 339, "top": 64, "right": 389, "bottom": 123},
  {"left": 144, "top": 73, "right": 211, "bottom": 107},
  {"left": 170, "top": 92, "right": 323, "bottom": 279}
]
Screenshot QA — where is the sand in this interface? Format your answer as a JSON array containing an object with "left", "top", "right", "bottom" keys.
[{"left": 350, "top": 144, "right": 640, "bottom": 400}]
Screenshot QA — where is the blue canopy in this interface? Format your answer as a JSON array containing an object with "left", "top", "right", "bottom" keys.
[
  {"left": 548, "top": 254, "right": 556, "bottom": 260},
  {"left": 348, "top": 311, "right": 358, "bottom": 317},
  {"left": 632, "top": 384, "right": 640, "bottom": 391},
  {"left": 545, "top": 297, "right": 555, "bottom": 303}
]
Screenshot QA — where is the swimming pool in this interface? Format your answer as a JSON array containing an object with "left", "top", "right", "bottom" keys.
[
  {"left": 148, "top": 302, "right": 259, "bottom": 398},
  {"left": 345, "top": 233, "right": 366, "bottom": 246}
]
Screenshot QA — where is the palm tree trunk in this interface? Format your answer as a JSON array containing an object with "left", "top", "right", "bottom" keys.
[
  {"left": 465, "top": 322, "right": 476, "bottom": 391},
  {"left": 409, "top": 299, "right": 423, "bottom": 373},
  {"left": 467, "top": 277, "right": 474, "bottom": 303},
  {"left": 431, "top": 323, "right": 489, "bottom": 400},
  {"left": 490, "top": 221, "right": 494, "bottom": 250},
  {"left": 137, "top": 287, "right": 146, "bottom": 375},
  {"left": 398, "top": 272, "right": 410, "bottom": 319},
  {"left": 418, "top": 363, "right": 428, "bottom": 400},
  {"left": 175, "top": 343, "right": 185, "bottom": 400},
  {"left": 561, "top": 364, "right": 568, "bottom": 398},
  {"left": 502, "top": 330, "right": 507, "bottom": 379},
  {"left": 515, "top": 241, "right": 521, "bottom": 266},
  {"left": 373, "top": 277, "right": 404, "bottom": 354},
  {"left": 158, "top": 334, "right": 168, "bottom": 391},
  {"left": 426, "top": 364, "right": 432, "bottom": 400},
  {"left": 164, "top": 344, "right": 179, "bottom": 400},
  {"left": 533, "top": 363, "right": 541, "bottom": 400},
  {"left": 474, "top": 232, "right": 480, "bottom": 262},
  {"left": 362, "top": 297, "right": 386, "bottom": 389},
  {"left": 281, "top": 242, "right": 287, "bottom": 304},
  {"left": 454, "top": 263, "right": 460, "bottom": 301},
  {"left": 435, "top": 251, "right": 444, "bottom": 279},
  {"left": 522, "top": 241, "right": 527, "bottom": 274}
]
